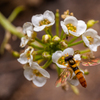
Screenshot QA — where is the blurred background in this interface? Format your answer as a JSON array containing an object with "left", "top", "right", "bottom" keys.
[{"left": 0, "top": 0, "right": 100, "bottom": 100}]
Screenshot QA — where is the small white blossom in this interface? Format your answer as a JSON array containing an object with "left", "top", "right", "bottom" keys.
[
  {"left": 24, "top": 62, "right": 50, "bottom": 87},
  {"left": 17, "top": 47, "right": 34, "bottom": 65},
  {"left": 31, "top": 10, "right": 55, "bottom": 32},
  {"left": 82, "top": 28, "right": 100, "bottom": 52},
  {"left": 60, "top": 16, "right": 87, "bottom": 37},
  {"left": 20, "top": 22, "right": 36, "bottom": 47},
  {"left": 52, "top": 48, "right": 81, "bottom": 68}
]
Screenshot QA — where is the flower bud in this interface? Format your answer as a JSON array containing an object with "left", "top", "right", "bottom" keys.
[
  {"left": 59, "top": 40, "right": 68, "bottom": 49},
  {"left": 12, "top": 51, "right": 20, "bottom": 58},
  {"left": 52, "top": 35, "right": 60, "bottom": 44},
  {"left": 87, "top": 20, "right": 99, "bottom": 28},
  {"left": 42, "top": 52, "right": 51, "bottom": 58},
  {"left": 84, "top": 69, "right": 89, "bottom": 75},
  {"left": 42, "top": 34, "right": 51, "bottom": 43}
]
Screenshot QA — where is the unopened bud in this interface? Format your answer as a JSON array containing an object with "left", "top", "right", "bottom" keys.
[
  {"left": 87, "top": 19, "right": 99, "bottom": 28},
  {"left": 42, "top": 52, "right": 51, "bottom": 58},
  {"left": 56, "top": 9, "right": 59, "bottom": 18},
  {"left": 84, "top": 69, "right": 89, "bottom": 75},
  {"left": 12, "top": 51, "right": 20, "bottom": 58},
  {"left": 59, "top": 40, "right": 68, "bottom": 49},
  {"left": 42, "top": 34, "right": 51, "bottom": 43},
  {"left": 52, "top": 35, "right": 60, "bottom": 43}
]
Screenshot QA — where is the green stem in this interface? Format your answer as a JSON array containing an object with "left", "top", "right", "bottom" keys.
[
  {"left": 35, "top": 37, "right": 45, "bottom": 46},
  {"left": 34, "top": 50, "right": 44, "bottom": 55},
  {"left": 68, "top": 37, "right": 78, "bottom": 44},
  {"left": 28, "top": 43, "right": 44, "bottom": 50},
  {"left": 56, "top": 64, "right": 61, "bottom": 75},
  {"left": 34, "top": 55, "right": 43, "bottom": 61},
  {"left": 55, "top": 9, "right": 59, "bottom": 36},
  {"left": 80, "top": 49, "right": 90, "bottom": 54},
  {"left": 44, "top": 28, "right": 53, "bottom": 37},
  {"left": 42, "top": 58, "right": 52, "bottom": 69},
  {"left": 0, "top": 12, "right": 23, "bottom": 38},
  {"left": 0, "top": 6, "right": 24, "bottom": 54},
  {"left": 60, "top": 30, "right": 64, "bottom": 40},
  {"left": 8, "top": 6, "right": 25, "bottom": 22},
  {"left": 0, "top": 32, "right": 11, "bottom": 54},
  {"left": 68, "top": 40, "right": 83, "bottom": 47}
]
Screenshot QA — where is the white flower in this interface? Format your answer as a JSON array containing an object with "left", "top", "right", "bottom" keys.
[
  {"left": 82, "top": 28, "right": 100, "bottom": 52},
  {"left": 20, "top": 22, "right": 36, "bottom": 47},
  {"left": 31, "top": 10, "right": 55, "bottom": 32},
  {"left": 24, "top": 62, "right": 50, "bottom": 87},
  {"left": 60, "top": 16, "right": 87, "bottom": 37},
  {"left": 17, "top": 47, "right": 34, "bottom": 65},
  {"left": 52, "top": 48, "right": 81, "bottom": 68}
]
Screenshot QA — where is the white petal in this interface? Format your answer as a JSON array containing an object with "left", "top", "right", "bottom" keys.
[
  {"left": 38, "top": 68, "right": 50, "bottom": 78},
  {"left": 31, "top": 14, "right": 44, "bottom": 26},
  {"left": 60, "top": 21, "right": 69, "bottom": 34},
  {"left": 68, "top": 77, "right": 79, "bottom": 86},
  {"left": 23, "top": 22, "right": 33, "bottom": 34},
  {"left": 33, "top": 76, "right": 47, "bottom": 87},
  {"left": 82, "top": 35, "right": 89, "bottom": 47},
  {"left": 68, "top": 73, "right": 79, "bottom": 86},
  {"left": 52, "top": 51, "right": 62, "bottom": 63},
  {"left": 83, "top": 28, "right": 97, "bottom": 37},
  {"left": 24, "top": 67, "right": 34, "bottom": 81},
  {"left": 56, "top": 63, "right": 67, "bottom": 68},
  {"left": 27, "top": 30, "right": 33, "bottom": 38},
  {"left": 20, "top": 37, "right": 29, "bottom": 48},
  {"left": 74, "top": 54, "right": 81, "bottom": 61},
  {"left": 43, "top": 10, "right": 55, "bottom": 22},
  {"left": 76, "top": 20, "right": 87, "bottom": 35},
  {"left": 31, "top": 62, "right": 40, "bottom": 69},
  {"left": 62, "top": 48, "right": 74, "bottom": 56},
  {"left": 17, "top": 53, "right": 28, "bottom": 64},
  {"left": 64, "top": 16, "right": 78, "bottom": 26},
  {"left": 34, "top": 25, "right": 46, "bottom": 32}
]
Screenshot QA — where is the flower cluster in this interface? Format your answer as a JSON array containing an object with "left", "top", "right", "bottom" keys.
[{"left": 17, "top": 9, "right": 100, "bottom": 90}]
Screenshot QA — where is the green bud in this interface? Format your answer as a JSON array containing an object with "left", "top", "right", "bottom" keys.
[
  {"left": 87, "top": 19, "right": 99, "bottom": 28},
  {"left": 59, "top": 40, "right": 68, "bottom": 49},
  {"left": 56, "top": 9, "right": 59, "bottom": 18},
  {"left": 52, "top": 35, "right": 60, "bottom": 43},
  {"left": 12, "top": 51, "right": 20, "bottom": 58},
  {"left": 42, "top": 34, "right": 51, "bottom": 43},
  {"left": 42, "top": 52, "right": 51, "bottom": 58},
  {"left": 84, "top": 69, "right": 89, "bottom": 75}
]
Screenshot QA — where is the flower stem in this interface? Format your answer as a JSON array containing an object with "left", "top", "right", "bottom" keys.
[
  {"left": 42, "top": 58, "right": 52, "bottom": 69},
  {"left": 68, "top": 36, "right": 78, "bottom": 44},
  {"left": 55, "top": 9, "right": 59, "bottom": 36},
  {"left": 56, "top": 64, "right": 61, "bottom": 75},
  {"left": 68, "top": 40, "right": 83, "bottom": 47},
  {"left": 34, "top": 50, "right": 44, "bottom": 55},
  {"left": 0, "top": 12, "right": 24, "bottom": 38},
  {"left": 34, "top": 55, "right": 43, "bottom": 61},
  {"left": 60, "top": 30, "right": 64, "bottom": 40},
  {"left": 35, "top": 37, "right": 45, "bottom": 46},
  {"left": 44, "top": 28, "right": 53, "bottom": 38},
  {"left": 80, "top": 49, "right": 90, "bottom": 54},
  {"left": 0, "top": 6, "right": 24, "bottom": 55},
  {"left": 28, "top": 43, "right": 44, "bottom": 50},
  {"left": 8, "top": 6, "right": 25, "bottom": 22}
]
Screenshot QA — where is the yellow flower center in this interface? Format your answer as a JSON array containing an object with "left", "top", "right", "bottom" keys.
[
  {"left": 86, "top": 36, "right": 94, "bottom": 45},
  {"left": 66, "top": 23, "right": 76, "bottom": 32},
  {"left": 39, "top": 19, "right": 50, "bottom": 26},
  {"left": 58, "top": 53, "right": 69, "bottom": 66},
  {"left": 33, "top": 69, "right": 43, "bottom": 77}
]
